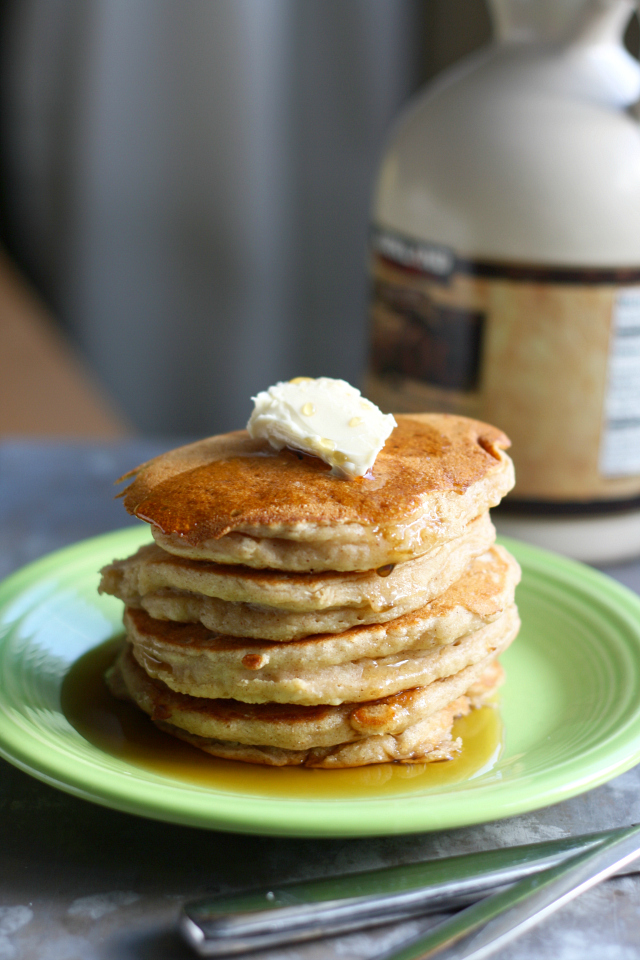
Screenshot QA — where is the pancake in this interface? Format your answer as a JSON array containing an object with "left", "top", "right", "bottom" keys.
[
  {"left": 120, "top": 414, "right": 514, "bottom": 571},
  {"left": 104, "top": 405, "right": 519, "bottom": 769},
  {"left": 108, "top": 647, "right": 504, "bottom": 767},
  {"left": 101, "top": 516, "right": 499, "bottom": 615},
  {"left": 128, "top": 604, "right": 519, "bottom": 705},
  {"left": 157, "top": 698, "right": 470, "bottom": 767},
  {"left": 108, "top": 634, "right": 513, "bottom": 750},
  {"left": 120, "top": 546, "right": 519, "bottom": 674},
  {"left": 101, "top": 513, "right": 497, "bottom": 640}
]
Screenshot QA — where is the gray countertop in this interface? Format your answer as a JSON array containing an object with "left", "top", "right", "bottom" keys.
[{"left": 1, "top": 440, "right": 640, "bottom": 960}]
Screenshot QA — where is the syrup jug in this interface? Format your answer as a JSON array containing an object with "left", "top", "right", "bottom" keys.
[{"left": 366, "top": 0, "right": 640, "bottom": 562}]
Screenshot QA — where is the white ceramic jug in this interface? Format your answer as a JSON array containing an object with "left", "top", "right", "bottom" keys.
[{"left": 366, "top": 0, "right": 640, "bottom": 562}]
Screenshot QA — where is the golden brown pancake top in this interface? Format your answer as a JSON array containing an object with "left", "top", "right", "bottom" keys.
[{"left": 120, "top": 414, "right": 510, "bottom": 546}]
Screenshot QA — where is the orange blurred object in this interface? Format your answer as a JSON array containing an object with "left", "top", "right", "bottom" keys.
[{"left": 0, "top": 248, "right": 130, "bottom": 438}]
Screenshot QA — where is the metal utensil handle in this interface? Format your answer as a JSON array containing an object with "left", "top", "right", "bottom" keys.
[
  {"left": 374, "top": 822, "right": 640, "bottom": 960},
  {"left": 179, "top": 828, "right": 624, "bottom": 956}
]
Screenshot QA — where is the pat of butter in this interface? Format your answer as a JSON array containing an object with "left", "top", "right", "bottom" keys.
[{"left": 247, "top": 377, "right": 396, "bottom": 478}]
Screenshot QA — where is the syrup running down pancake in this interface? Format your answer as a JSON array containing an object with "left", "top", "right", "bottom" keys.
[
  {"left": 119, "top": 413, "right": 514, "bottom": 572},
  {"left": 99, "top": 513, "right": 497, "bottom": 640}
]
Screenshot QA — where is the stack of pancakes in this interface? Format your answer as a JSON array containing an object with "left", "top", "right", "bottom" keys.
[{"left": 100, "top": 413, "right": 520, "bottom": 768}]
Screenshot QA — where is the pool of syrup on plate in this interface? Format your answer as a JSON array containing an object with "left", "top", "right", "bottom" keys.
[{"left": 61, "top": 638, "right": 503, "bottom": 799}]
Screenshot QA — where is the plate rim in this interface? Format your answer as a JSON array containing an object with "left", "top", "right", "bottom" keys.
[{"left": 1, "top": 527, "right": 640, "bottom": 837}]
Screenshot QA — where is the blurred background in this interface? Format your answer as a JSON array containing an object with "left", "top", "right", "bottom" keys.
[{"left": 0, "top": 0, "right": 496, "bottom": 439}]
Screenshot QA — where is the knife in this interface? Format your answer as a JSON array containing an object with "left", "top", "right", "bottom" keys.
[
  {"left": 372, "top": 821, "right": 640, "bottom": 960},
  {"left": 179, "top": 826, "right": 636, "bottom": 956}
]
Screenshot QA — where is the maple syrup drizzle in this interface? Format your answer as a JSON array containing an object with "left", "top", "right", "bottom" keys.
[
  {"left": 122, "top": 418, "right": 498, "bottom": 545},
  {"left": 61, "top": 638, "right": 503, "bottom": 799}
]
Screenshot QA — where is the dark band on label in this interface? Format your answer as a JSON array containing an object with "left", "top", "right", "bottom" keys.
[
  {"left": 497, "top": 495, "right": 640, "bottom": 517},
  {"left": 371, "top": 227, "right": 640, "bottom": 286}
]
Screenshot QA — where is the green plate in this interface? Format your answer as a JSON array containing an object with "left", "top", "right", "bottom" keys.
[{"left": 1, "top": 526, "right": 640, "bottom": 837}]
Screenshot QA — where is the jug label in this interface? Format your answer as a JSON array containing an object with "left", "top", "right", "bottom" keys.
[
  {"left": 367, "top": 226, "right": 640, "bottom": 503},
  {"left": 369, "top": 228, "right": 485, "bottom": 393},
  {"left": 600, "top": 288, "right": 640, "bottom": 476}
]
